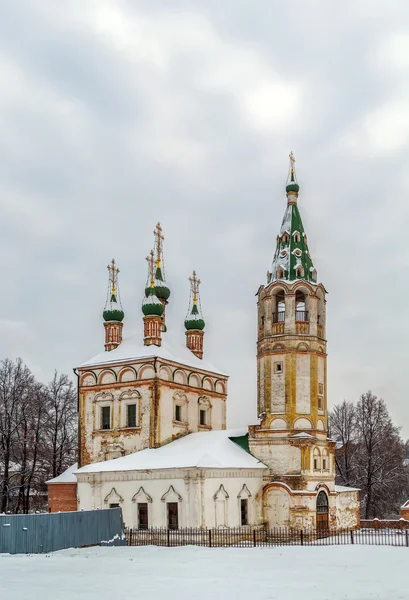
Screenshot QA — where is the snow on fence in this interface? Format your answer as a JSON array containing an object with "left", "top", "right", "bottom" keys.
[
  {"left": 360, "top": 519, "right": 409, "bottom": 530},
  {"left": 0, "top": 508, "right": 125, "bottom": 554},
  {"left": 125, "top": 527, "right": 409, "bottom": 548}
]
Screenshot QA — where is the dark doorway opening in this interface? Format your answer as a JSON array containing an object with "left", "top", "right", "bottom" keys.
[{"left": 316, "top": 491, "right": 329, "bottom": 533}]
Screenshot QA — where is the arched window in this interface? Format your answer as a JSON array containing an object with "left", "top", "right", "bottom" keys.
[
  {"left": 276, "top": 268, "right": 285, "bottom": 280},
  {"left": 316, "top": 491, "right": 329, "bottom": 532},
  {"left": 282, "top": 232, "right": 289, "bottom": 244},
  {"left": 322, "top": 449, "right": 329, "bottom": 471},
  {"left": 313, "top": 447, "right": 321, "bottom": 471},
  {"left": 293, "top": 231, "right": 301, "bottom": 243},
  {"left": 295, "top": 291, "right": 308, "bottom": 321},
  {"left": 273, "top": 290, "right": 285, "bottom": 323},
  {"left": 295, "top": 266, "right": 304, "bottom": 278}
]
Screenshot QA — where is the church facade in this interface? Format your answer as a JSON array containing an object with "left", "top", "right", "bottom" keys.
[{"left": 51, "top": 156, "right": 360, "bottom": 530}]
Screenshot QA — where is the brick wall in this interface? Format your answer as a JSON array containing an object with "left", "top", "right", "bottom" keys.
[
  {"left": 402, "top": 508, "right": 409, "bottom": 521},
  {"left": 48, "top": 483, "right": 78, "bottom": 513},
  {"left": 361, "top": 518, "right": 409, "bottom": 530}
]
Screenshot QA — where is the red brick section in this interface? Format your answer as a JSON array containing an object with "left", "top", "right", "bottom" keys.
[
  {"left": 402, "top": 507, "right": 409, "bottom": 521},
  {"left": 48, "top": 483, "right": 78, "bottom": 513}
]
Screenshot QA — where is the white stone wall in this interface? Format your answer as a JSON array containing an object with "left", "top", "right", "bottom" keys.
[
  {"left": 250, "top": 441, "right": 302, "bottom": 475},
  {"left": 296, "top": 354, "right": 310, "bottom": 414},
  {"left": 79, "top": 359, "right": 227, "bottom": 465},
  {"left": 77, "top": 468, "right": 264, "bottom": 528},
  {"left": 336, "top": 490, "right": 360, "bottom": 529},
  {"left": 271, "top": 355, "right": 285, "bottom": 413}
]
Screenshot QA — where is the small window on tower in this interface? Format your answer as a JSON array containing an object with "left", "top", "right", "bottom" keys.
[
  {"left": 175, "top": 404, "right": 182, "bottom": 422},
  {"left": 319, "top": 383, "right": 324, "bottom": 395},
  {"left": 318, "top": 396, "right": 324, "bottom": 411},
  {"left": 293, "top": 232, "right": 301, "bottom": 243},
  {"left": 261, "top": 316, "right": 265, "bottom": 327},
  {"left": 296, "top": 266, "right": 304, "bottom": 278},
  {"left": 276, "top": 268, "right": 285, "bottom": 279},
  {"left": 274, "top": 362, "right": 283, "bottom": 374}
]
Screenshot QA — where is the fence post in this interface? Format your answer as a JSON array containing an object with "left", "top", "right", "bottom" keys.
[
  {"left": 167, "top": 529, "right": 170, "bottom": 547},
  {"left": 300, "top": 530, "right": 304, "bottom": 546},
  {"left": 253, "top": 529, "right": 256, "bottom": 547},
  {"left": 406, "top": 530, "right": 409, "bottom": 548},
  {"left": 350, "top": 530, "right": 354, "bottom": 545},
  {"left": 209, "top": 529, "right": 212, "bottom": 548}
]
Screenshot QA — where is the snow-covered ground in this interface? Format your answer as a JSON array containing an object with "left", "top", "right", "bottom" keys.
[{"left": 1, "top": 545, "right": 407, "bottom": 600}]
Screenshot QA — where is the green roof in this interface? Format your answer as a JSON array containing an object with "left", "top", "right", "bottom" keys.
[
  {"left": 269, "top": 182, "right": 317, "bottom": 284},
  {"left": 103, "top": 293, "right": 124, "bottom": 322},
  {"left": 184, "top": 302, "right": 205, "bottom": 331}
]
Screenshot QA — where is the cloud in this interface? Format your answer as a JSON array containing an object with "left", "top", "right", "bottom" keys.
[{"left": 0, "top": 0, "right": 408, "bottom": 438}]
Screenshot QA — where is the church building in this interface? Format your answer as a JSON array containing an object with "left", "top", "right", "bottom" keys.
[{"left": 48, "top": 155, "right": 360, "bottom": 530}]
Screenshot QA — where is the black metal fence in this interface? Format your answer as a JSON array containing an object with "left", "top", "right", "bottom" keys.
[
  {"left": 126, "top": 526, "right": 409, "bottom": 548},
  {"left": 0, "top": 508, "right": 125, "bottom": 554}
]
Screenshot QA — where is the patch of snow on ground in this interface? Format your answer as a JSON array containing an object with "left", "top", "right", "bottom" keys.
[{"left": 0, "top": 545, "right": 407, "bottom": 600}]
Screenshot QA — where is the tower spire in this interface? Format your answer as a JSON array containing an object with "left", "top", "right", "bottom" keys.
[
  {"left": 185, "top": 270, "right": 205, "bottom": 359},
  {"left": 103, "top": 259, "right": 124, "bottom": 351},
  {"left": 286, "top": 151, "right": 300, "bottom": 202},
  {"left": 268, "top": 153, "right": 316, "bottom": 285}
]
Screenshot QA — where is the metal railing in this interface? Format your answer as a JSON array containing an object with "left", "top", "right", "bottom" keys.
[
  {"left": 295, "top": 310, "right": 309, "bottom": 322},
  {"left": 272, "top": 312, "right": 285, "bottom": 323},
  {"left": 125, "top": 526, "right": 409, "bottom": 548}
]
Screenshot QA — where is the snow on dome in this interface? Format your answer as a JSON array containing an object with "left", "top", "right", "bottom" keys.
[
  {"left": 76, "top": 430, "right": 266, "bottom": 474},
  {"left": 78, "top": 328, "right": 226, "bottom": 375},
  {"left": 46, "top": 463, "right": 78, "bottom": 485}
]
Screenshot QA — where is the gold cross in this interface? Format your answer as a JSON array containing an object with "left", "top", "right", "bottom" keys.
[
  {"left": 189, "top": 270, "right": 201, "bottom": 304},
  {"left": 107, "top": 259, "right": 119, "bottom": 295},
  {"left": 289, "top": 151, "right": 295, "bottom": 173},
  {"left": 145, "top": 249, "right": 155, "bottom": 286},
  {"left": 154, "top": 222, "right": 164, "bottom": 265}
]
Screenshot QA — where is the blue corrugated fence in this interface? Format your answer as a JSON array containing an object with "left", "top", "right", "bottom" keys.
[{"left": 0, "top": 508, "right": 125, "bottom": 554}]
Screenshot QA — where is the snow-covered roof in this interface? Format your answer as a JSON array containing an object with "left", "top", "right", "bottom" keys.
[
  {"left": 335, "top": 485, "right": 360, "bottom": 493},
  {"left": 78, "top": 329, "right": 225, "bottom": 375},
  {"left": 76, "top": 430, "right": 266, "bottom": 475},
  {"left": 47, "top": 463, "right": 78, "bottom": 485},
  {"left": 401, "top": 499, "right": 409, "bottom": 509},
  {"left": 289, "top": 432, "right": 315, "bottom": 439}
]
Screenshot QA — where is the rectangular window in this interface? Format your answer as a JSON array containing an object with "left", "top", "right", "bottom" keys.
[
  {"left": 138, "top": 503, "right": 149, "bottom": 530},
  {"left": 323, "top": 459, "right": 327, "bottom": 470},
  {"left": 199, "top": 409, "right": 206, "bottom": 426},
  {"left": 240, "top": 499, "right": 248, "bottom": 526},
  {"left": 167, "top": 502, "right": 179, "bottom": 530},
  {"left": 318, "top": 396, "right": 324, "bottom": 411},
  {"left": 314, "top": 459, "right": 318, "bottom": 470},
  {"left": 318, "top": 383, "right": 324, "bottom": 395},
  {"left": 109, "top": 503, "right": 120, "bottom": 509},
  {"left": 127, "top": 404, "right": 137, "bottom": 428},
  {"left": 274, "top": 362, "right": 283, "bottom": 374},
  {"left": 175, "top": 405, "right": 182, "bottom": 422},
  {"left": 101, "top": 406, "right": 111, "bottom": 430}
]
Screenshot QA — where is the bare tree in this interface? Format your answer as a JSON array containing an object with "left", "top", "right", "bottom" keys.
[
  {"left": 43, "top": 372, "right": 77, "bottom": 479},
  {"left": 355, "top": 392, "right": 405, "bottom": 518},
  {"left": 329, "top": 400, "right": 357, "bottom": 487},
  {"left": 0, "top": 359, "right": 36, "bottom": 512},
  {"left": 331, "top": 391, "right": 407, "bottom": 519}
]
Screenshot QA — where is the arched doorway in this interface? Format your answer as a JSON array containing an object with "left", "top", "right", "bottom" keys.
[{"left": 316, "top": 491, "right": 329, "bottom": 532}]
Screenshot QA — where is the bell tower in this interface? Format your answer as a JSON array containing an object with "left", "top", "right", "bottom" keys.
[{"left": 249, "top": 153, "right": 335, "bottom": 512}]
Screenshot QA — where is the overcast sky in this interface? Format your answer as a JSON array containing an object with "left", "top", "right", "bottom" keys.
[{"left": 1, "top": 0, "right": 409, "bottom": 437}]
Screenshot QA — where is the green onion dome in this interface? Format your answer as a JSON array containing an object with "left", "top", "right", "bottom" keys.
[
  {"left": 184, "top": 303, "right": 205, "bottom": 331},
  {"left": 103, "top": 294, "right": 124, "bottom": 322},
  {"left": 286, "top": 182, "right": 299, "bottom": 193},
  {"left": 142, "top": 287, "right": 164, "bottom": 317},
  {"left": 144, "top": 265, "right": 171, "bottom": 301},
  {"left": 286, "top": 168, "right": 299, "bottom": 194}
]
